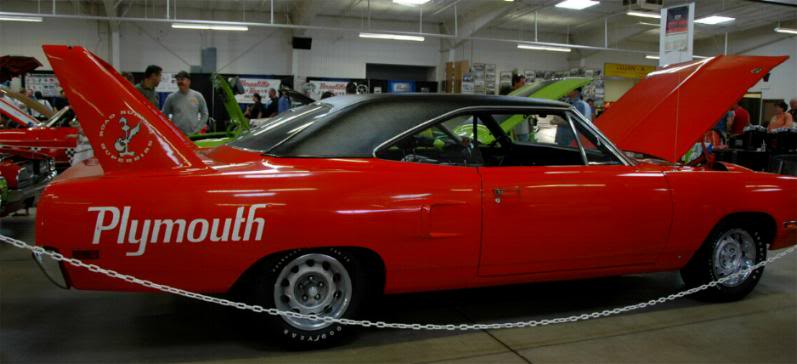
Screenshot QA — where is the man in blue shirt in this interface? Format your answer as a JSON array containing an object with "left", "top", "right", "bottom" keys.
[
  {"left": 568, "top": 88, "right": 592, "bottom": 122},
  {"left": 555, "top": 87, "right": 592, "bottom": 146},
  {"left": 277, "top": 89, "right": 291, "bottom": 114}
]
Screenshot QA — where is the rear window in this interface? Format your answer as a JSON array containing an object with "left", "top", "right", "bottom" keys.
[{"left": 228, "top": 103, "right": 334, "bottom": 153}]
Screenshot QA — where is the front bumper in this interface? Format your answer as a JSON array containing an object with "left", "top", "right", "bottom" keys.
[
  {"left": 8, "top": 170, "right": 56, "bottom": 203},
  {"left": 32, "top": 249, "right": 70, "bottom": 289}
]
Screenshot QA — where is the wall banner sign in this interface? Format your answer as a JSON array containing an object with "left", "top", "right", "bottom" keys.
[
  {"left": 24, "top": 73, "right": 61, "bottom": 97},
  {"left": 234, "top": 77, "right": 282, "bottom": 104},
  {"left": 302, "top": 80, "right": 349, "bottom": 100},
  {"left": 603, "top": 63, "right": 657, "bottom": 79},
  {"left": 659, "top": 3, "right": 694, "bottom": 66}
]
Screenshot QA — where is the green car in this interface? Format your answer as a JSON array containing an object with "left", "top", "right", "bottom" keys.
[
  {"left": 453, "top": 77, "right": 593, "bottom": 143},
  {"left": 192, "top": 75, "right": 315, "bottom": 148},
  {"left": 190, "top": 75, "right": 250, "bottom": 148}
]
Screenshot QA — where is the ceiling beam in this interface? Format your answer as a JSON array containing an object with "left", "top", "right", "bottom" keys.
[
  {"left": 440, "top": 1, "right": 517, "bottom": 49},
  {"left": 292, "top": 0, "right": 323, "bottom": 36}
]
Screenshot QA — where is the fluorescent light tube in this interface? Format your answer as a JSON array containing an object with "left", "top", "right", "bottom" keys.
[
  {"left": 0, "top": 15, "right": 43, "bottom": 22},
  {"left": 645, "top": 55, "right": 660, "bottom": 60},
  {"left": 393, "top": 0, "right": 431, "bottom": 6},
  {"left": 774, "top": 26, "right": 797, "bottom": 35},
  {"left": 695, "top": 16, "right": 735, "bottom": 25},
  {"left": 555, "top": 0, "right": 599, "bottom": 10},
  {"left": 517, "top": 44, "right": 572, "bottom": 52},
  {"left": 627, "top": 10, "right": 660, "bottom": 19},
  {"left": 359, "top": 32, "right": 425, "bottom": 42},
  {"left": 172, "top": 23, "right": 248, "bottom": 31}
]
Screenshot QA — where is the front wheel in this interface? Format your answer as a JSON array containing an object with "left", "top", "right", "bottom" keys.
[
  {"left": 681, "top": 226, "right": 767, "bottom": 302},
  {"left": 253, "top": 249, "right": 366, "bottom": 348}
]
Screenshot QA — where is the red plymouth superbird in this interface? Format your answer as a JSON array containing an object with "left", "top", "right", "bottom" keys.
[
  {"left": 34, "top": 45, "right": 796, "bottom": 347},
  {"left": 0, "top": 98, "right": 78, "bottom": 170}
]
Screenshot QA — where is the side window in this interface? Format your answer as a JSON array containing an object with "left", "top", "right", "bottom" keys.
[
  {"left": 478, "top": 111, "right": 583, "bottom": 167},
  {"left": 571, "top": 115, "right": 622, "bottom": 165},
  {"left": 376, "top": 115, "right": 478, "bottom": 166}
]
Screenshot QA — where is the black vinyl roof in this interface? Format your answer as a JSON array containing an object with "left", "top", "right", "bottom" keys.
[{"left": 231, "top": 93, "right": 571, "bottom": 158}]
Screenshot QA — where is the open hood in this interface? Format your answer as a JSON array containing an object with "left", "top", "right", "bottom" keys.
[
  {"left": 0, "top": 86, "right": 55, "bottom": 119},
  {"left": 510, "top": 78, "right": 592, "bottom": 99},
  {"left": 594, "top": 55, "right": 788, "bottom": 163},
  {"left": 498, "top": 78, "right": 592, "bottom": 134},
  {"left": 0, "top": 97, "right": 40, "bottom": 127}
]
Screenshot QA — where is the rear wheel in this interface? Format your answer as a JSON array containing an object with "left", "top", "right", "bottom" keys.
[
  {"left": 253, "top": 249, "right": 366, "bottom": 348},
  {"left": 681, "top": 225, "right": 767, "bottom": 302}
]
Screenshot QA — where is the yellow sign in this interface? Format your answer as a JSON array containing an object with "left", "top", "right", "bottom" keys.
[{"left": 604, "top": 63, "right": 658, "bottom": 79}]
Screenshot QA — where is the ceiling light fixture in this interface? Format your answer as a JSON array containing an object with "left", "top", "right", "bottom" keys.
[
  {"left": 0, "top": 15, "right": 43, "bottom": 22},
  {"left": 555, "top": 0, "right": 599, "bottom": 10},
  {"left": 645, "top": 55, "right": 660, "bottom": 60},
  {"left": 627, "top": 10, "right": 660, "bottom": 19},
  {"left": 518, "top": 44, "right": 572, "bottom": 52},
  {"left": 172, "top": 23, "right": 248, "bottom": 31},
  {"left": 359, "top": 32, "right": 425, "bottom": 42},
  {"left": 695, "top": 15, "right": 735, "bottom": 25},
  {"left": 774, "top": 26, "right": 797, "bottom": 35},
  {"left": 392, "top": 0, "right": 431, "bottom": 6}
]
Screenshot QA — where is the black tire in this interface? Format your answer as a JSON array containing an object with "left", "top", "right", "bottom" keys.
[
  {"left": 252, "top": 248, "right": 368, "bottom": 348},
  {"left": 680, "top": 223, "right": 767, "bottom": 302}
]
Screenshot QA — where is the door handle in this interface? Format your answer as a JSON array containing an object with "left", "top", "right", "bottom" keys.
[{"left": 493, "top": 187, "right": 520, "bottom": 204}]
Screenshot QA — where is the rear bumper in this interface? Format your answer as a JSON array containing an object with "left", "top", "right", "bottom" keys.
[{"left": 32, "top": 250, "right": 70, "bottom": 289}]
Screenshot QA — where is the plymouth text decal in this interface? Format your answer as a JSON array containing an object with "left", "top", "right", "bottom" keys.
[{"left": 88, "top": 204, "right": 267, "bottom": 256}]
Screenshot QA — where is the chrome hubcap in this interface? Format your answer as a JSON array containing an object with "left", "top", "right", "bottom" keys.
[
  {"left": 713, "top": 229, "right": 756, "bottom": 287},
  {"left": 273, "top": 253, "right": 352, "bottom": 330}
]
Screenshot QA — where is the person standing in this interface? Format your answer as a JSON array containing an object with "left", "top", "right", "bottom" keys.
[
  {"left": 566, "top": 87, "right": 592, "bottom": 122},
  {"left": 511, "top": 74, "right": 526, "bottom": 91},
  {"left": 31, "top": 91, "right": 53, "bottom": 120},
  {"left": 278, "top": 89, "right": 291, "bottom": 114},
  {"left": 712, "top": 108, "right": 734, "bottom": 145},
  {"left": 728, "top": 102, "right": 750, "bottom": 136},
  {"left": 244, "top": 93, "right": 265, "bottom": 119},
  {"left": 789, "top": 98, "right": 797, "bottom": 122},
  {"left": 264, "top": 88, "right": 279, "bottom": 117},
  {"left": 161, "top": 71, "right": 209, "bottom": 135},
  {"left": 768, "top": 100, "right": 794, "bottom": 131},
  {"left": 135, "top": 65, "right": 162, "bottom": 108}
]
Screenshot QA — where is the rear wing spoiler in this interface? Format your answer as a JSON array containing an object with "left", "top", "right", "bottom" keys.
[{"left": 43, "top": 45, "right": 207, "bottom": 174}]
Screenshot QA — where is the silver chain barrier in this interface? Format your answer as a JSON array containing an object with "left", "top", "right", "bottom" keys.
[{"left": 2, "top": 233, "right": 795, "bottom": 331}]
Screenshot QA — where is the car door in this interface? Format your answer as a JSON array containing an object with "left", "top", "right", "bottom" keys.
[
  {"left": 373, "top": 114, "right": 483, "bottom": 291},
  {"left": 476, "top": 108, "right": 673, "bottom": 276}
]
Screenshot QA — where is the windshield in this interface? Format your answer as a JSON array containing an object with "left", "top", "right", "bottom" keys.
[{"left": 228, "top": 102, "right": 334, "bottom": 153}]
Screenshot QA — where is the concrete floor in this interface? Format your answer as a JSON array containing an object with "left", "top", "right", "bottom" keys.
[{"left": 1, "top": 211, "right": 796, "bottom": 363}]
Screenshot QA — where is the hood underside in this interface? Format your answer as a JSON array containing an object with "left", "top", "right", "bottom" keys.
[{"left": 595, "top": 55, "right": 788, "bottom": 163}]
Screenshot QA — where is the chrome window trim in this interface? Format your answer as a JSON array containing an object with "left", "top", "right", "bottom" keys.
[
  {"left": 567, "top": 110, "right": 635, "bottom": 166},
  {"left": 566, "top": 113, "right": 590, "bottom": 165},
  {"left": 372, "top": 105, "right": 573, "bottom": 158}
]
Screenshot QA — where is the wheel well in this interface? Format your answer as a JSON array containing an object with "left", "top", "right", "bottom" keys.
[
  {"left": 714, "top": 212, "right": 777, "bottom": 246},
  {"left": 228, "top": 247, "right": 386, "bottom": 299}
]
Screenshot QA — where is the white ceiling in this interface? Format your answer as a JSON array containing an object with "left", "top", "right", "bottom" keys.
[{"left": 7, "top": 0, "right": 797, "bottom": 44}]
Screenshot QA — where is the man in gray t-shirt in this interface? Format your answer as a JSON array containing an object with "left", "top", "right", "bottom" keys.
[{"left": 161, "top": 71, "right": 209, "bottom": 135}]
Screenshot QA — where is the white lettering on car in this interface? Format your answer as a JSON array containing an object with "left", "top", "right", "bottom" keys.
[{"left": 88, "top": 204, "right": 267, "bottom": 256}]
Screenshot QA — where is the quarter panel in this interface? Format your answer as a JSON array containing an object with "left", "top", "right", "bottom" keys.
[{"left": 36, "top": 157, "right": 482, "bottom": 294}]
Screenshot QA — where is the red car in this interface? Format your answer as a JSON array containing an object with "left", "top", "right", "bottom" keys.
[
  {"left": 0, "top": 147, "right": 56, "bottom": 216},
  {"left": 34, "top": 46, "right": 796, "bottom": 347},
  {"left": 0, "top": 98, "right": 78, "bottom": 170}
]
